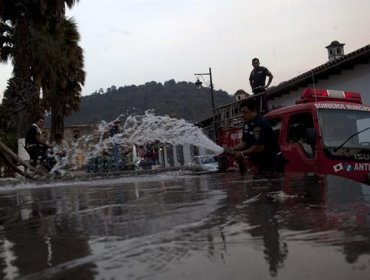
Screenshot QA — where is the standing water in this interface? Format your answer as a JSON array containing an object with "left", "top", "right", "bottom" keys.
[{"left": 1, "top": 173, "right": 370, "bottom": 279}]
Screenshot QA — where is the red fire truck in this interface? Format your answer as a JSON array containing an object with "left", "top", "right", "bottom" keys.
[{"left": 218, "top": 88, "right": 370, "bottom": 184}]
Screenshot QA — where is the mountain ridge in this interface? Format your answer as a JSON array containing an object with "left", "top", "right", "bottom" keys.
[{"left": 65, "top": 79, "right": 235, "bottom": 125}]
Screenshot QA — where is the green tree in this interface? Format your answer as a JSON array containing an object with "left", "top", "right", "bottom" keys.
[
  {"left": 31, "top": 17, "right": 84, "bottom": 139},
  {"left": 0, "top": 0, "right": 83, "bottom": 139},
  {"left": 0, "top": 0, "right": 40, "bottom": 137}
]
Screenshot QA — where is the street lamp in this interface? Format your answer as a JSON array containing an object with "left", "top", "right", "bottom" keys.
[{"left": 194, "top": 67, "right": 217, "bottom": 141}]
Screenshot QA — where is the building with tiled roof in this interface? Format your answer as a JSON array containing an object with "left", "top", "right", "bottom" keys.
[{"left": 199, "top": 42, "right": 370, "bottom": 138}]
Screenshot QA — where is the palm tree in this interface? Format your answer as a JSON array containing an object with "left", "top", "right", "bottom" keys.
[
  {"left": 0, "top": 0, "right": 40, "bottom": 137},
  {"left": 32, "top": 17, "right": 85, "bottom": 139},
  {"left": 0, "top": 20, "right": 12, "bottom": 62},
  {"left": 0, "top": 0, "right": 83, "bottom": 139}
]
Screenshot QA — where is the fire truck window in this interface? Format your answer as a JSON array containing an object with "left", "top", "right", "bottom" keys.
[
  {"left": 357, "top": 118, "right": 370, "bottom": 144},
  {"left": 287, "top": 113, "right": 315, "bottom": 158},
  {"left": 317, "top": 110, "right": 366, "bottom": 148}
]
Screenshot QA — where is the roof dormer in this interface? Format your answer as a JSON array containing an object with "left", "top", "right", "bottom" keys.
[{"left": 326, "top": 41, "right": 345, "bottom": 62}]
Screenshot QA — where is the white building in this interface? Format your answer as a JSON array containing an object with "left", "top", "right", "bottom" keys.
[
  {"left": 268, "top": 41, "right": 370, "bottom": 109},
  {"left": 234, "top": 89, "right": 250, "bottom": 101}
]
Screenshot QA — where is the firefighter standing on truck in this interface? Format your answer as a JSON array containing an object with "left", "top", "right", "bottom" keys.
[{"left": 249, "top": 58, "right": 273, "bottom": 113}]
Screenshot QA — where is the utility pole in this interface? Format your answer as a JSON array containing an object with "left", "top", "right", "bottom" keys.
[{"left": 194, "top": 67, "right": 217, "bottom": 142}]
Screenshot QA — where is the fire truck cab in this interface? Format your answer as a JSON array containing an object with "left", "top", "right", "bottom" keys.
[
  {"left": 265, "top": 88, "right": 370, "bottom": 184},
  {"left": 219, "top": 88, "right": 370, "bottom": 184}
]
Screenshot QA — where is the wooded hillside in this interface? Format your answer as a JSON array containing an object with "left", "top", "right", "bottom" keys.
[{"left": 64, "top": 80, "right": 234, "bottom": 125}]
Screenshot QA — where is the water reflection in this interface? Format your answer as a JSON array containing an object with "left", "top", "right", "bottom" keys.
[
  {"left": 0, "top": 187, "right": 96, "bottom": 280},
  {"left": 0, "top": 173, "right": 369, "bottom": 279}
]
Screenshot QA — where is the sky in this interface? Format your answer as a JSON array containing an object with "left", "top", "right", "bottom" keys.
[{"left": 1, "top": 0, "right": 370, "bottom": 100}]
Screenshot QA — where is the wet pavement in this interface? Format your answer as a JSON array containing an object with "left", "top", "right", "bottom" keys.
[{"left": 1, "top": 172, "right": 370, "bottom": 280}]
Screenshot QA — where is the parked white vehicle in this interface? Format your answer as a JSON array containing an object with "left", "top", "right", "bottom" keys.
[{"left": 188, "top": 155, "right": 219, "bottom": 171}]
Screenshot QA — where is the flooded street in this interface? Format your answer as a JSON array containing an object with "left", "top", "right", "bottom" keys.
[{"left": 0, "top": 172, "right": 370, "bottom": 280}]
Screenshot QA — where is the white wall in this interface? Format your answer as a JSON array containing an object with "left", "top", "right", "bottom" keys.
[
  {"left": 183, "top": 144, "right": 192, "bottom": 164},
  {"left": 270, "top": 64, "right": 370, "bottom": 108}
]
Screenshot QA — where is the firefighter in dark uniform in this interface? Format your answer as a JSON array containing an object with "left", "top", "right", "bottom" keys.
[
  {"left": 249, "top": 58, "right": 273, "bottom": 113},
  {"left": 225, "top": 99, "right": 283, "bottom": 174}
]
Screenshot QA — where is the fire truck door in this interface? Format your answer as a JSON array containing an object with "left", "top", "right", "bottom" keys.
[{"left": 282, "top": 112, "right": 317, "bottom": 173}]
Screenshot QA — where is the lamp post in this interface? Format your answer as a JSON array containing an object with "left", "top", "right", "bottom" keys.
[{"left": 194, "top": 67, "right": 217, "bottom": 141}]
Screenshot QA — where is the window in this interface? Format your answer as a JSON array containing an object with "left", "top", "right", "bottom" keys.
[
  {"left": 166, "top": 144, "right": 174, "bottom": 166},
  {"left": 287, "top": 112, "right": 315, "bottom": 158},
  {"left": 318, "top": 109, "right": 370, "bottom": 148},
  {"left": 73, "top": 130, "right": 80, "bottom": 140},
  {"left": 176, "top": 145, "right": 184, "bottom": 165}
]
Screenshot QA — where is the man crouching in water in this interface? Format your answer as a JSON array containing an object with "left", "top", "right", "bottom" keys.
[{"left": 224, "top": 99, "right": 284, "bottom": 174}]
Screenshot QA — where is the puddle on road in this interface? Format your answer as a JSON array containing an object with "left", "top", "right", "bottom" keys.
[{"left": 0, "top": 173, "right": 370, "bottom": 279}]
